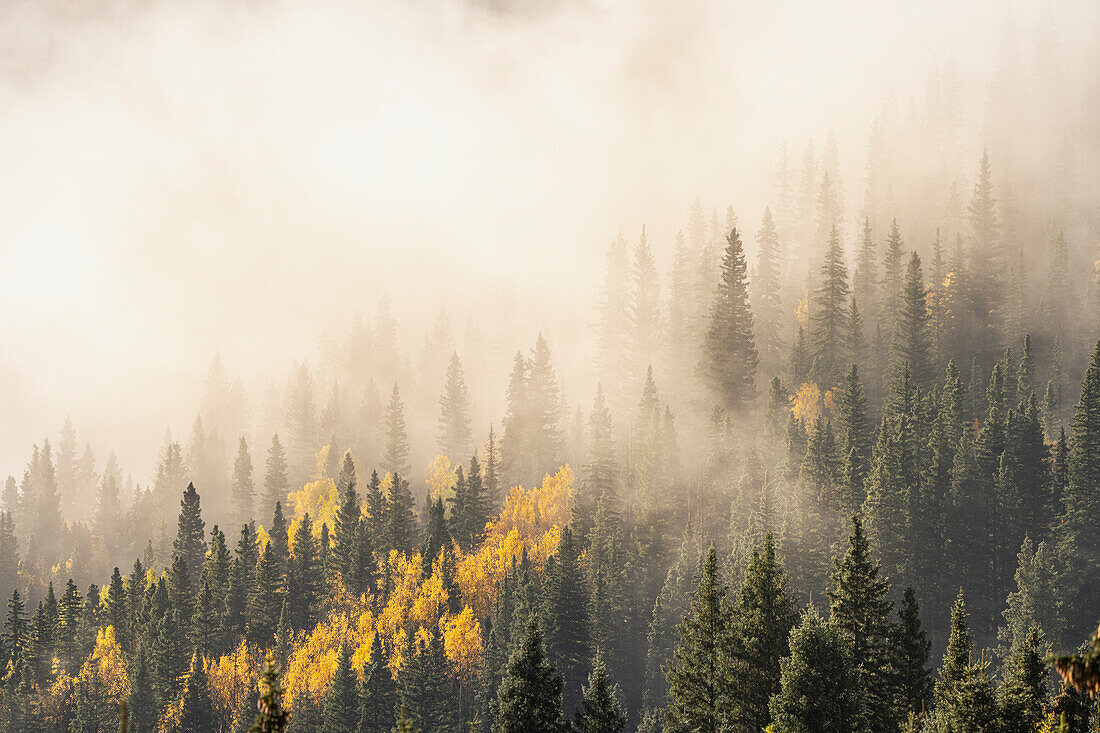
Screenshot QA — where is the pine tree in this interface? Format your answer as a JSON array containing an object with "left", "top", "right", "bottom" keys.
[
  {"left": 450, "top": 456, "right": 490, "bottom": 552},
  {"left": 997, "top": 624, "right": 1047, "bottom": 733},
  {"left": 360, "top": 633, "right": 399, "bottom": 733},
  {"left": 439, "top": 352, "right": 473, "bottom": 462},
  {"left": 269, "top": 503, "right": 290, "bottom": 583},
  {"left": 386, "top": 474, "right": 416, "bottom": 555},
  {"left": 889, "top": 587, "right": 932, "bottom": 721},
  {"left": 894, "top": 252, "right": 934, "bottom": 388},
  {"left": 263, "top": 434, "right": 290, "bottom": 519},
  {"left": 1058, "top": 340, "right": 1100, "bottom": 633},
  {"left": 998, "top": 538, "right": 1062, "bottom": 655},
  {"left": 837, "top": 365, "right": 872, "bottom": 514},
  {"left": 754, "top": 207, "right": 785, "bottom": 372},
  {"left": 401, "top": 625, "right": 457, "bottom": 733},
  {"left": 246, "top": 543, "right": 279, "bottom": 645},
  {"left": 288, "top": 513, "right": 322, "bottom": 631},
  {"left": 383, "top": 384, "right": 412, "bottom": 478},
  {"left": 664, "top": 547, "right": 736, "bottom": 733},
  {"left": 232, "top": 437, "right": 255, "bottom": 527},
  {"left": 420, "top": 497, "right": 450, "bottom": 579},
  {"left": 769, "top": 606, "right": 862, "bottom": 733},
  {"left": 927, "top": 590, "right": 998, "bottom": 733},
  {"left": 173, "top": 483, "right": 207, "bottom": 586},
  {"left": 809, "top": 226, "right": 850, "bottom": 388},
  {"left": 574, "top": 650, "right": 626, "bottom": 733},
  {"left": 967, "top": 150, "right": 1002, "bottom": 364},
  {"left": 827, "top": 514, "right": 895, "bottom": 733},
  {"left": 322, "top": 645, "right": 359, "bottom": 733},
  {"left": 178, "top": 653, "right": 216, "bottom": 733},
  {"left": 129, "top": 646, "right": 157, "bottom": 733},
  {"left": 730, "top": 532, "right": 797, "bottom": 731},
  {"left": 333, "top": 452, "right": 362, "bottom": 583},
  {"left": 700, "top": 227, "right": 758, "bottom": 411},
  {"left": 595, "top": 232, "right": 632, "bottom": 421},
  {"left": 853, "top": 218, "right": 879, "bottom": 328},
  {"left": 492, "top": 617, "right": 566, "bottom": 733},
  {"left": 628, "top": 226, "right": 663, "bottom": 397},
  {"left": 880, "top": 219, "right": 905, "bottom": 336},
  {"left": 364, "top": 470, "right": 387, "bottom": 553},
  {"left": 540, "top": 526, "right": 590, "bottom": 715}
]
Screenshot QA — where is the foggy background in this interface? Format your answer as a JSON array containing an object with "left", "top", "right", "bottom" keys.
[{"left": 0, "top": 0, "right": 1095, "bottom": 481}]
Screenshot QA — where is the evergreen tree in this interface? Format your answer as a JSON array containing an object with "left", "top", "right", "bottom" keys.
[
  {"left": 232, "top": 437, "right": 255, "bottom": 527},
  {"left": 853, "top": 218, "right": 879, "bottom": 327},
  {"left": 263, "top": 434, "right": 290, "bottom": 519},
  {"left": 997, "top": 624, "right": 1047, "bottom": 733},
  {"left": 730, "top": 532, "right": 797, "bottom": 731},
  {"left": 246, "top": 543, "right": 279, "bottom": 645},
  {"left": 573, "top": 650, "right": 626, "bottom": 733},
  {"left": 450, "top": 456, "right": 491, "bottom": 552},
  {"left": 439, "top": 352, "right": 473, "bottom": 462},
  {"left": 664, "top": 547, "right": 736, "bottom": 733},
  {"left": 880, "top": 219, "right": 905, "bottom": 336},
  {"left": 173, "top": 483, "right": 207, "bottom": 587},
  {"left": 700, "top": 227, "right": 758, "bottom": 411},
  {"left": 492, "top": 617, "right": 566, "bottom": 733},
  {"left": 837, "top": 365, "right": 872, "bottom": 514},
  {"left": 401, "top": 625, "right": 457, "bottom": 733},
  {"left": 809, "top": 226, "right": 851, "bottom": 388},
  {"left": 420, "top": 497, "right": 450, "bottom": 579},
  {"left": 894, "top": 252, "right": 934, "bottom": 388},
  {"left": 769, "top": 606, "right": 862, "bottom": 733},
  {"left": 383, "top": 384, "right": 412, "bottom": 478},
  {"left": 322, "top": 645, "right": 359, "bottom": 733},
  {"left": 178, "top": 653, "right": 216, "bottom": 733},
  {"left": 754, "top": 207, "right": 785, "bottom": 372},
  {"left": 889, "top": 587, "right": 932, "bottom": 721},
  {"left": 129, "top": 646, "right": 157, "bottom": 733},
  {"left": 827, "top": 514, "right": 895, "bottom": 733},
  {"left": 927, "top": 590, "right": 998, "bottom": 733},
  {"left": 386, "top": 474, "right": 416, "bottom": 555},
  {"left": 360, "top": 633, "right": 399, "bottom": 733},
  {"left": 540, "top": 526, "right": 590, "bottom": 715},
  {"left": 967, "top": 150, "right": 1002, "bottom": 364},
  {"left": 364, "top": 470, "right": 387, "bottom": 553},
  {"left": 288, "top": 513, "right": 322, "bottom": 631},
  {"left": 333, "top": 452, "right": 362, "bottom": 584}
]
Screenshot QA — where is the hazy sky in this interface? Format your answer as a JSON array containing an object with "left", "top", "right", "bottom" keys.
[{"left": 0, "top": 0, "right": 1094, "bottom": 480}]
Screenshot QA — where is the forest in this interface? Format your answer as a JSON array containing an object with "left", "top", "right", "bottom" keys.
[{"left": 3, "top": 1, "right": 1100, "bottom": 733}]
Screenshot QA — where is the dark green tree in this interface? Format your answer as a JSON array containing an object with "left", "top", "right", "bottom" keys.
[
  {"left": 700, "top": 227, "right": 758, "bottom": 411},
  {"left": 178, "top": 653, "right": 216, "bottom": 733},
  {"left": 492, "top": 617, "right": 566, "bottom": 733},
  {"left": 360, "top": 633, "right": 399, "bottom": 733},
  {"left": 540, "top": 526, "right": 590, "bottom": 715},
  {"left": 573, "top": 650, "right": 626, "bottom": 733},
  {"left": 322, "top": 645, "right": 359, "bottom": 733},
  {"left": 809, "top": 226, "right": 851, "bottom": 388},
  {"left": 173, "top": 483, "right": 207, "bottom": 588},
  {"left": 893, "top": 252, "right": 934, "bottom": 388}
]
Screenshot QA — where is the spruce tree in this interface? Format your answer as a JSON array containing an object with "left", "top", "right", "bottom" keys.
[
  {"left": 997, "top": 624, "right": 1047, "bottom": 733},
  {"left": 664, "top": 547, "right": 736, "bottom": 733},
  {"left": 730, "top": 532, "right": 797, "bottom": 731},
  {"left": 492, "top": 617, "right": 566, "bottom": 733},
  {"left": 178, "top": 653, "right": 216, "bottom": 733},
  {"left": 893, "top": 252, "right": 934, "bottom": 388},
  {"left": 754, "top": 207, "right": 785, "bottom": 372},
  {"left": 249, "top": 654, "right": 289, "bottom": 733},
  {"left": 383, "top": 384, "right": 412, "bottom": 478},
  {"left": 540, "top": 526, "right": 591, "bottom": 716},
  {"left": 700, "top": 227, "right": 758, "bottom": 411},
  {"left": 288, "top": 513, "right": 322, "bottom": 631},
  {"left": 438, "top": 352, "right": 473, "bottom": 462},
  {"left": 263, "top": 434, "right": 290, "bottom": 519},
  {"left": 769, "top": 606, "right": 862, "bottom": 733},
  {"left": 574, "top": 650, "right": 626, "bottom": 733},
  {"left": 809, "top": 226, "right": 851, "bottom": 388},
  {"left": 246, "top": 543, "right": 279, "bottom": 645},
  {"left": 322, "top": 645, "right": 359, "bottom": 733},
  {"left": 420, "top": 497, "right": 450, "bottom": 579},
  {"left": 333, "top": 452, "right": 362, "bottom": 584},
  {"left": 173, "top": 483, "right": 207, "bottom": 587},
  {"left": 889, "top": 587, "right": 932, "bottom": 721},
  {"left": 880, "top": 219, "right": 905, "bottom": 336},
  {"left": 827, "top": 514, "right": 894, "bottom": 733},
  {"left": 401, "top": 625, "right": 457, "bottom": 733},
  {"left": 360, "top": 633, "right": 399, "bottom": 733},
  {"left": 386, "top": 474, "right": 416, "bottom": 555},
  {"left": 232, "top": 437, "right": 255, "bottom": 528},
  {"left": 837, "top": 365, "right": 872, "bottom": 514},
  {"left": 129, "top": 645, "right": 157, "bottom": 733}
]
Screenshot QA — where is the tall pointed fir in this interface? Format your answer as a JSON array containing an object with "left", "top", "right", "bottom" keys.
[
  {"left": 967, "top": 150, "right": 1002, "bottom": 365},
  {"left": 173, "top": 483, "right": 207, "bottom": 589},
  {"left": 700, "top": 227, "right": 758, "bottom": 412},
  {"left": 730, "top": 533, "right": 797, "bottom": 731},
  {"left": 178, "top": 653, "right": 216, "bottom": 733},
  {"left": 492, "top": 617, "right": 565, "bottom": 733},
  {"left": 232, "top": 437, "right": 255, "bottom": 528},
  {"left": 809, "top": 226, "right": 850, "bottom": 388},
  {"left": 880, "top": 219, "right": 905, "bottom": 337},
  {"left": 438, "top": 352, "right": 473, "bottom": 463},
  {"left": 540, "top": 525, "right": 590, "bottom": 716},
  {"left": 332, "top": 452, "right": 361, "bottom": 585},
  {"left": 595, "top": 232, "right": 632, "bottom": 423},
  {"left": 263, "top": 434, "right": 290, "bottom": 520},
  {"left": 754, "top": 207, "right": 785, "bottom": 375},
  {"left": 893, "top": 252, "right": 934, "bottom": 388},
  {"left": 837, "top": 365, "right": 872, "bottom": 515},
  {"left": 574, "top": 650, "right": 627, "bottom": 733},
  {"left": 926, "top": 591, "right": 998, "bottom": 733},
  {"left": 628, "top": 226, "right": 663, "bottom": 399},
  {"left": 383, "top": 384, "right": 412, "bottom": 478},
  {"left": 853, "top": 218, "right": 879, "bottom": 328},
  {"left": 360, "top": 633, "right": 399, "bottom": 733},
  {"left": 664, "top": 547, "right": 736, "bottom": 733},
  {"left": 889, "top": 587, "right": 932, "bottom": 722},
  {"left": 322, "top": 645, "right": 359, "bottom": 733}
]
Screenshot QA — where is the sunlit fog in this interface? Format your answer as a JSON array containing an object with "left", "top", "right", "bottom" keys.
[{"left": 1, "top": 0, "right": 1099, "bottom": 730}]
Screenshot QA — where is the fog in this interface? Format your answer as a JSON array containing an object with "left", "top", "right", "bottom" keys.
[{"left": 0, "top": 0, "right": 1096, "bottom": 482}]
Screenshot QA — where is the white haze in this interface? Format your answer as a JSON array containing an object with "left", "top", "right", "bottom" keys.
[{"left": 0, "top": 0, "right": 1095, "bottom": 480}]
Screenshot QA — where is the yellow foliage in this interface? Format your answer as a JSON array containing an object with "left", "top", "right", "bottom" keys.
[
  {"left": 283, "top": 608, "right": 376, "bottom": 710},
  {"left": 425, "top": 454, "right": 457, "bottom": 501},
  {"left": 443, "top": 607, "right": 483, "bottom": 681},
  {"left": 313, "top": 445, "right": 332, "bottom": 480},
  {"left": 789, "top": 382, "right": 822, "bottom": 426},
  {"left": 74, "top": 626, "right": 130, "bottom": 719},
  {"left": 795, "top": 293, "right": 809, "bottom": 325},
  {"left": 209, "top": 641, "right": 259, "bottom": 726},
  {"left": 288, "top": 477, "right": 338, "bottom": 529},
  {"left": 255, "top": 524, "right": 271, "bottom": 550},
  {"left": 455, "top": 467, "right": 571, "bottom": 618}
]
